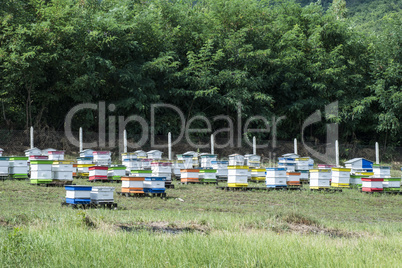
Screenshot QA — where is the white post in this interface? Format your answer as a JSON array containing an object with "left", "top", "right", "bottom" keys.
[
  {"left": 253, "top": 136, "right": 256, "bottom": 155},
  {"left": 30, "top": 126, "right": 34, "bottom": 149},
  {"left": 294, "top": 138, "right": 297, "bottom": 155},
  {"left": 375, "top": 142, "right": 379, "bottom": 164},
  {"left": 335, "top": 140, "right": 339, "bottom": 167},
  {"left": 123, "top": 129, "right": 128, "bottom": 153},
  {"left": 211, "top": 134, "right": 214, "bottom": 154},
  {"left": 79, "top": 127, "right": 83, "bottom": 152},
  {"left": 168, "top": 132, "right": 172, "bottom": 160}
]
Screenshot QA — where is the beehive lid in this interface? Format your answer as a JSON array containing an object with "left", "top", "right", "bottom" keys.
[
  {"left": 383, "top": 178, "right": 401, "bottom": 181},
  {"left": 199, "top": 169, "right": 217, "bottom": 173},
  {"left": 65, "top": 185, "right": 92, "bottom": 191},
  {"left": 145, "top": 177, "right": 166, "bottom": 181},
  {"left": 266, "top": 167, "right": 286, "bottom": 171},
  {"left": 310, "top": 169, "right": 331, "bottom": 173},
  {"left": 361, "top": 178, "right": 384, "bottom": 182},
  {"left": 53, "top": 161, "right": 75, "bottom": 165},
  {"left": 131, "top": 170, "right": 152, "bottom": 173},
  {"left": 227, "top": 165, "right": 248, "bottom": 169},
  {"left": 30, "top": 160, "right": 54, "bottom": 165},
  {"left": 9, "top": 157, "right": 29, "bottom": 160},
  {"left": 109, "top": 165, "right": 126, "bottom": 170},
  {"left": 91, "top": 186, "right": 115, "bottom": 192},
  {"left": 332, "top": 168, "right": 351, "bottom": 172}
]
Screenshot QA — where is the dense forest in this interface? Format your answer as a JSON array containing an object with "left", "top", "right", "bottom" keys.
[{"left": 0, "top": 0, "right": 401, "bottom": 146}]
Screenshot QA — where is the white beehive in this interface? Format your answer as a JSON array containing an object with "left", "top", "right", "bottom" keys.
[
  {"left": 382, "top": 178, "right": 401, "bottom": 191},
  {"left": 0, "top": 148, "right": 3, "bottom": 157},
  {"left": 24, "top": 148, "right": 42, "bottom": 157},
  {"left": 9, "top": 157, "right": 29, "bottom": 179},
  {"left": 143, "top": 177, "right": 166, "bottom": 191},
  {"left": 89, "top": 166, "right": 108, "bottom": 177},
  {"left": 362, "top": 178, "right": 383, "bottom": 192},
  {"left": 228, "top": 154, "right": 244, "bottom": 166},
  {"left": 331, "top": 168, "right": 351, "bottom": 187},
  {"left": 211, "top": 161, "right": 228, "bottom": 178},
  {"left": 309, "top": 169, "right": 331, "bottom": 189},
  {"left": 41, "top": 148, "right": 57, "bottom": 156},
  {"left": 227, "top": 166, "right": 248, "bottom": 187},
  {"left": 93, "top": 151, "right": 111, "bottom": 166},
  {"left": 200, "top": 154, "right": 218, "bottom": 168},
  {"left": 77, "top": 157, "right": 93, "bottom": 165},
  {"left": 173, "top": 160, "right": 185, "bottom": 177},
  {"left": 0, "top": 157, "right": 9, "bottom": 176},
  {"left": 48, "top": 151, "right": 65, "bottom": 161},
  {"left": 295, "top": 158, "right": 311, "bottom": 170},
  {"left": 250, "top": 168, "right": 265, "bottom": 180},
  {"left": 134, "top": 150, "right": 147, "bottom": 159},
  {"left": 141, "top": 159, "right": 152, "bottom": 169},
  {"left": 108, "top": 165, "right": 126, "bottom": 179},
  {"left": 90, "top": 186, "right": 115, "bottom": 203},
  {"left": 244, "top": 154, "right": 261, "bottom": 167},
  {"left": 65, "top": 185, "right": 92, "bottom": 202},
  {"left": 147, "top": 150, "right": 163, "bottom": 160},
  {"left": 265, "top": 167, "right": 287, "bottom": 187},
  {"left": 52, "top": 161, "right": 74, "bottom": 181},
  {"left": 373, "top": 165, "right": 391, "bottom": 178},
  {"left": 80, "top": 149, "right": 95, "bottom": 158},
  {"left": 123, "top": 159, "right": 142, "bottom": 172}
]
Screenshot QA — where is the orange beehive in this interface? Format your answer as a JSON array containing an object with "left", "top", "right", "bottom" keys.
[{"left": 121, "top": 176, "right": 145, "bottom": 193}]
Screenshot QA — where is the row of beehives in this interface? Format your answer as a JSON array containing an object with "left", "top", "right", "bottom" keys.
[{"left": 64, "top": 185, "right": 115, "bottom": 204}]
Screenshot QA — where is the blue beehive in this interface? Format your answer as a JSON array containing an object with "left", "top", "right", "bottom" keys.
[
  {"left": 65, "top": 185, "right": 92, "bottom": 204},
  {"left": 143, "top": 177, "right": 166, "bottom": 193}
]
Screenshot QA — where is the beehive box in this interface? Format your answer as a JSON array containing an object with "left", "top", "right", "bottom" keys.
[
  {"left": 297, "top": 170, "right": 309, "bottom": 182},
  {"left": 0, "top": 157, "right": 9, "bottom": 176},
  {"left": 30, "top": 160, "right": 53, "bottom": 183},
  {"left": 151, "top": 161, "right": 172, "bottom": 173},
  {"left": 244, "top": 154, "right": 261, "bottom": 167},
  {"left": 211, "top": 161, "right": 228, "bottom": 177},
  {"left": 362, "top": 178, "right": 383, "bottom": 192},
  {"left": 200, "top": 154, "right": 218, "bottom": 168},
  {"left": 181, "top": 169, "right": 200, "bottom": 182},
  {"left": 278, "top": 162, "right": 296, "bottom": 172},
  {"left": 80, "top": 149, "right": 95, "bottom": 158},
  {"left": 350, "top": 172, "right": 374, "bottom": 187},
  {"left": 77, "top": 164, "right": 93, "bottom": 176},
  {"left": 123, "top": 159, "right": 142, "bottom": 171},
  {"left": 310, "top": 179, "right": 330, "bottom": 188},
  {"left": 89, "top": 166, "right": 108, "bottom": 181},
  {"left": 47, "top": 151, "right": 64, "bottom": 161},
  {"left": 0, "top": 148, "right": 3, "bottom": 157},
  {"left": 373, "top": 165, "right": 391, "bottom": 178},
  {"left": 143, "top": 177, "right": 166, "bottom": 193},
  {"left": 295, "top": 158, "right": 312, "bottom": 170},
  {"left": 228, "top": 154, "right": 244, "bottom": 166},
  {"left": 141, "top": 159, "right": 152, "bottom": 169},
  {"left": 93, "top": 151, "right": 111, "bottom": 165},
  {"left": 121, "top": 176, "right": 145, "bottom": 190},
  {"left": 278, "top": 157, "right": 296, "bottom": 164},
  {"left": 147, "top": 150, "right": 163, "bottom": 160},
  {"left": 266, "top": 177, "right": 287, "bottom": 187},
  {"left": 52, "top": 161, "right": 74, "bottom": 181},
  {"left": 9, "top": 157, "right": 29, "bottom": 179},
  {"left": 251, "top": 168, "right": 266, "bottom": 181},
  {"left": 382, "top": 178, "right": 401, "bottom": 192},
  {"left": 77, "top": 157, "right": 93, "bottom": 165},
  {"left": 65, "top": 185, "right": 92, "bottom": 204},
  {"left": 108, "top": 165, "right": 126, "bottom": 180},
  {"left": 286, "top": 172, "right": 301, "bottom": 186},
  {"left": 134, "top": 150, "right": 147, "bottom": 159},
  {"left": 266, "top": 167, "right": 286, "bottom": 178},
  {"left": 90, "top": 186, "right": 115, "bottom": 203},
  {"left": 173, "top": 160, "right": 185, "bottom": 177},
  {"left": 29, "top": 155, "right": 48, "bottom": 161},
  {"left": 317, "top": 164, "right": 335, "bottom": 169},
  {"left": 199, "top": 169, "right": 217, "bottom": 182},
  {"left": 227, "top": 166, "right": 248, "bottom": 187},
  {"left": 121, "top": 152, "right": 137, "bottom": 162},
  {"left": 24, "top": 148, "right": 42, "bottom": 157},
  {"left": 331, "top": 168, "right": 351, "bottom": 187},
  {"left": 309, "top": 169, "right": 331, "bottom": 189},
  {"left": 131, "top": 170, "right": 152, "bottom": 177}
]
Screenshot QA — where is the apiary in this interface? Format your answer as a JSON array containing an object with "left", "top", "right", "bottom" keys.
[
  {"left": 52, "top": 161, "right": 74, "bottom": 181},
  {"left": 108, "top": 165, "right": 126, "bottom": 180},
  {"left": 121, "top": 177, "right": 145, "bottom": 193},
  {"left": 331, "top": 168, "right": 351, "bottom": 188},
  {"left": 90, "top": 186, "right": 115, "bottom": 203},
  {"left": 227, "top": 166, "right": 248, "bottom": 187},
  {"left": 65, "top": 185, "right": 92, "bottom": 204},
  {"left": 9, "top": 157, "right": 29, "bottom": 179},
  {"left": 265, "top": 167, "right": 287, "bottom": 187},
  {"left": 180, "top": 169, "right": 200, "bottom": 183},
  {"left": 361, "top": 178, "right": 383, "bottom": 192},
  {"left": 89, "top": 166, "right": 109, "bottom": 181}
]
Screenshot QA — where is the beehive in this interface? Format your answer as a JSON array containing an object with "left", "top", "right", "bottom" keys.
[
  {"left": 90, "top": 186, "right": 115, "bottom": 203},
  {"left": 147, "top": 150, "right": 163, "bottom": 160},
  {"left": 52, "top": 161, "right": 74, "bottom": 181},
  {"left": 244, "top": 154, "right": 261, "bottom": 167},
  {"left": 79, "top": 149, "right": 94, "bottom": 158},
  {"left": 41, "top": 148, "right": 56, "bottom": 156},
  {"left": 134, "top": 150, "right": 147, "bottom": 159},
  {"left": 373, "top": 165, "right": 391, "bottom": 178},
  {"left": 131, "top": 170, "right": 152, "bottom": 177},
  {"left": 48, "top": 151, "right": 65, "bottom": 161},
  {"left": 286, "top": 172, "right": 301, "bottom": 186},
  {"left": 77, "top": 164, "right": 93, "bottom": 177},
  {"left": 65, "top": 185, "right": 92, "bottom": 204},
  {"left": 297, "top": 170, "right": 309, "bottom": 183},
  {"left": 350, "top": 172, "right": 374, "bottom": 187},
  {"left": 0, "top": 148, "right": 3, "bottom": 157},
  {"left": 121, "top": 177, "right": 145, "bottom": 193},
  {"left": 382, "top": 178, "right": 401, "bottom": 192},
  {"left": 9, "top": 157, "right": 29, "bottom": 179},
  {"left": 123, "top": 159, "right": 142, "bottom": 172},
  {"left": 317, "top": 164, "right": 335, "bottom": 169},
  {"left": 93, "top": 151, "right": 111, "bottom": 166},
  {"left": 265, "top": 167, "right": 287, "bottom": 187},
  {"left": 250, "top": 168, "right": 266, "bottom": 181},
  {"left": 211, "top": 161, "right": 228, "bottom": 178},
  {"left": 24, "top": 148, "right": 42, "bottom": 157},
  {"left": 227, "top": 166, "right": 248, "bottom": 187},
  {"left": 278, "top": 162, "right": 296, "bottom": 172},
  {"left": 228, "top": 154, "right": 244, "bottom": 166},
  {"left": 361, "top": 178, "right": 383, "bottom": 192},
  {"left": 89, "top": 166, "right": 108, "bottom": 181},
  {"left": 76, "top": 157, "right": 93, "bottom": 165},
  {"left": 151, "top": 161, "right": 172, "bottom": 186},
  {"left": 309, "top": 169, "right": 331, "bottom": 189},
  {"left": 295, "top": 157, "right": 313, "bottom": 171},
  {"left": 121, "top": 152, "right": 137, "bottom": 162},
  {"left": 30, "top": 160, "right": 53, "bottom": 184},
  {"left": 331, "top": 168, "right": 351, "bottom": 188},
  {"left": 29, "top": 155, "right": 48, "bottom": 161},
  {"left": 0, "top": 157, "right": 9, "bottom": 176},
  {"left": 141, "top": 159, "right": 152, "bottom": 169},
  {"left": 200, "top": 154, "right": 218, "bottom": 168},
  {"left": 143, "top": 177, "right": 166, "bottom": 193},
  {"left": 199, "top": 169, "right": 217, "bottom": 182},
  {"left": 108, "top": 165, "right": 126, "bottom": 180},
  {"left": 180, "top": 169, "right": 200, "bottom": 183},
  {"left": 345, "top": 158, "right": 373, "bottom": 172},
  {"left": 173, "top": 160, "right": 185, "bottom": 177}
]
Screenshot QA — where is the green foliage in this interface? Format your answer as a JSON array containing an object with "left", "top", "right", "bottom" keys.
[{"left": 0, "top": 0, "right": 401, "bottom": 145}]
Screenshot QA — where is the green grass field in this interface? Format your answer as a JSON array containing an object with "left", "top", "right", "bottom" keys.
[{"left": 1, "top": 177, "right": 401, "bottom": 267}]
